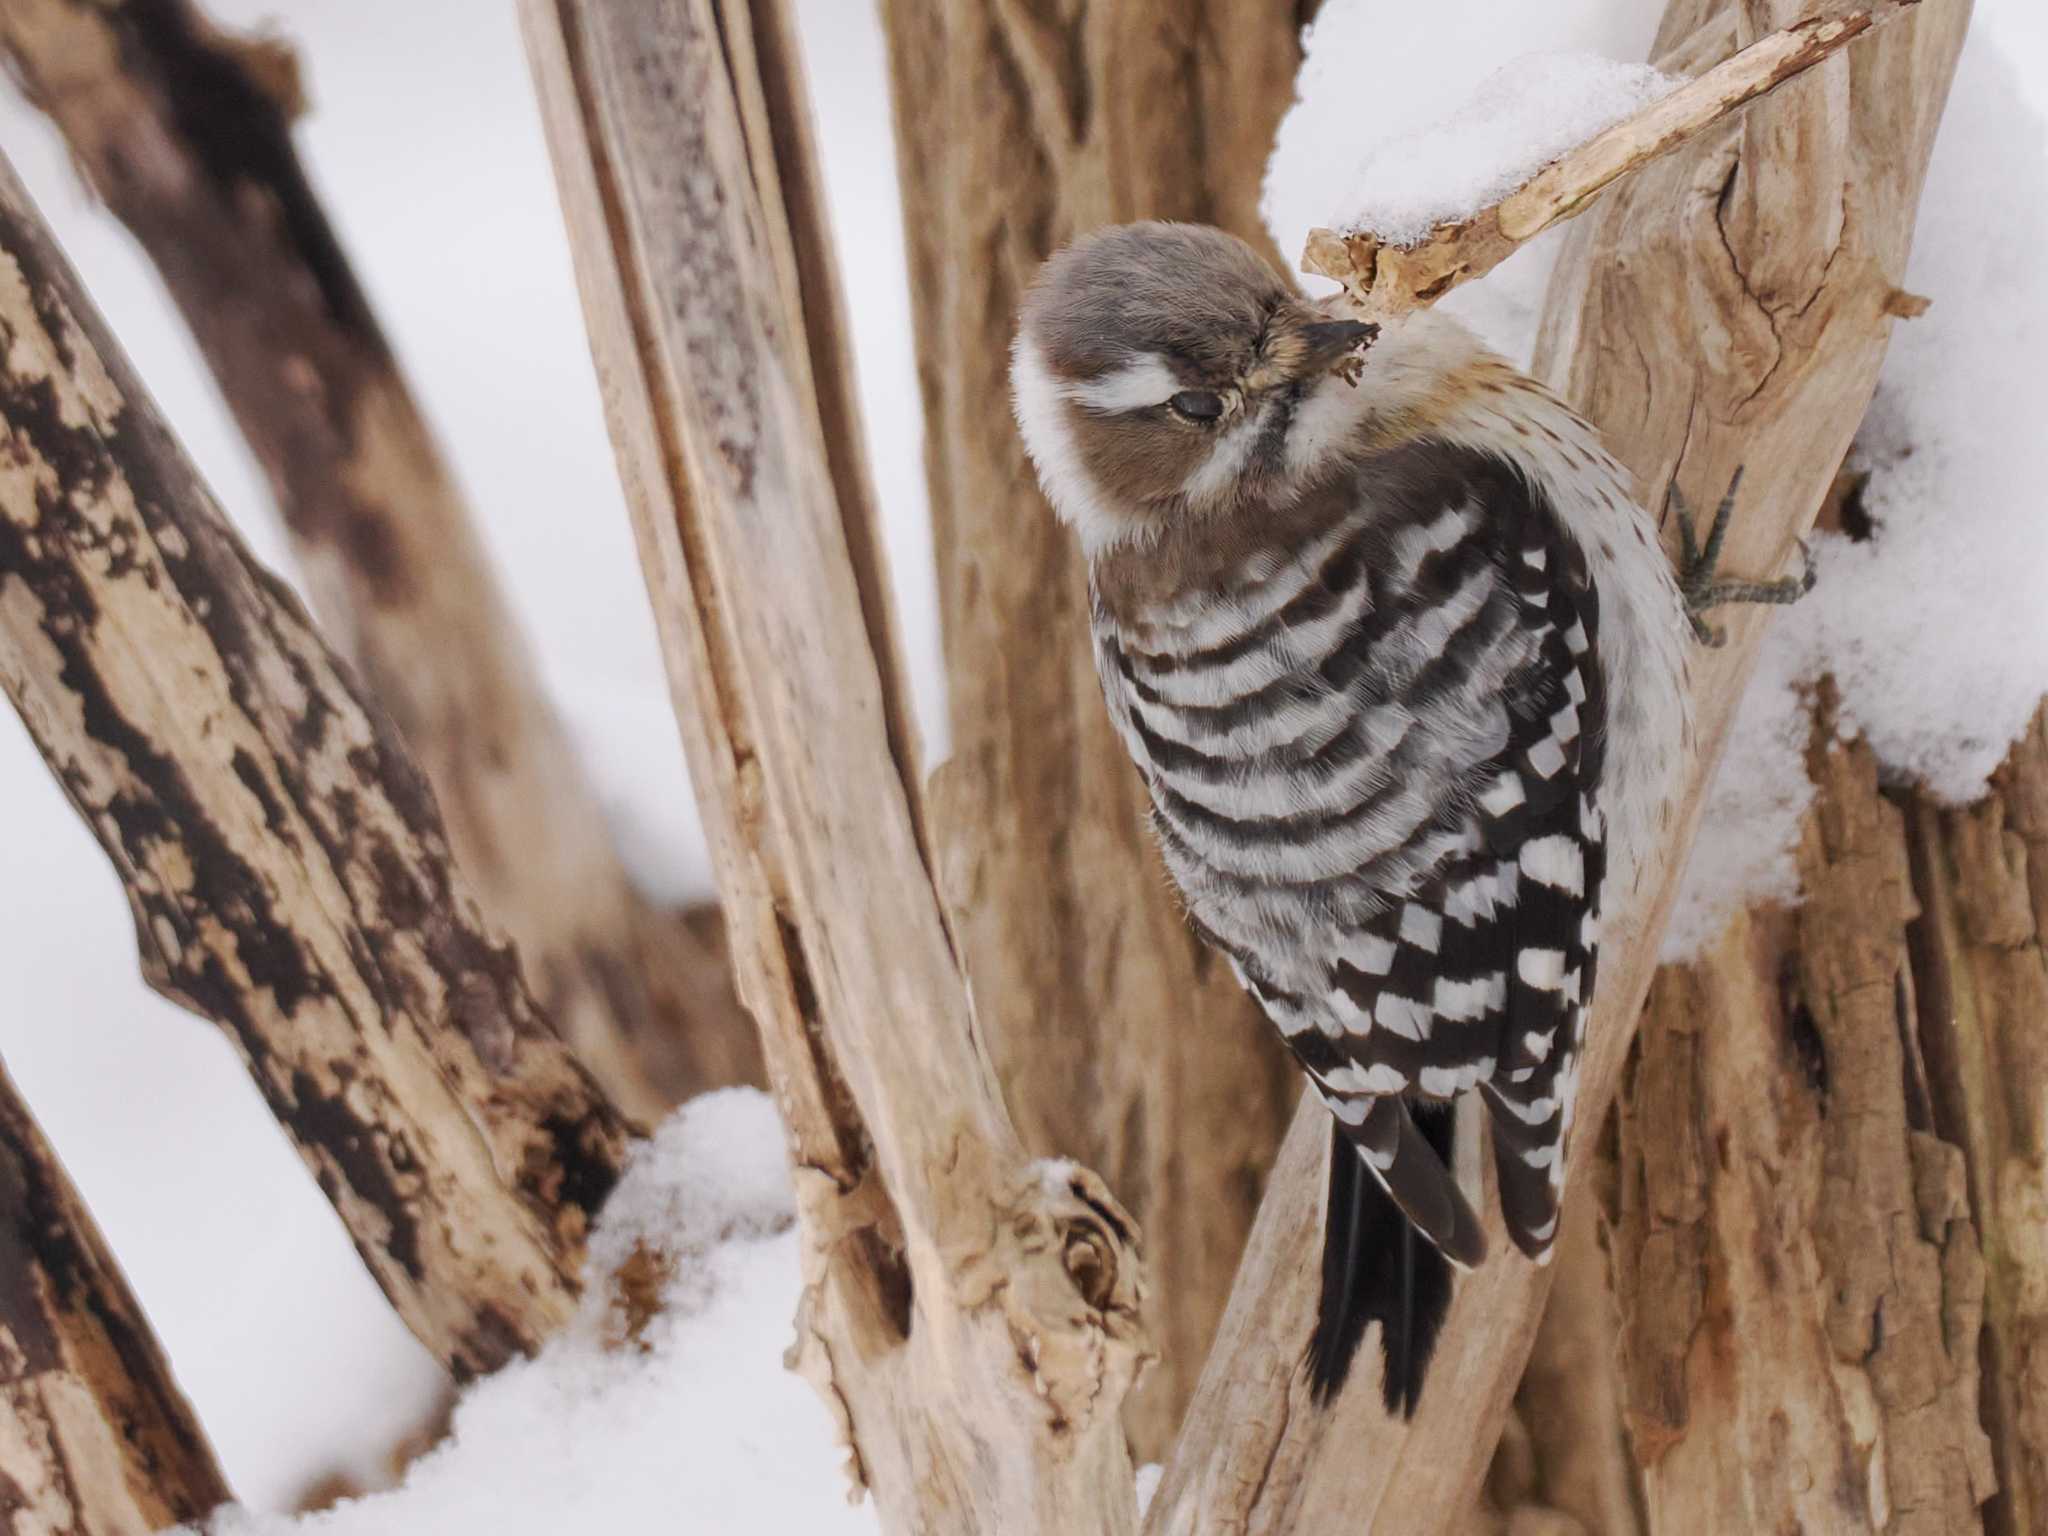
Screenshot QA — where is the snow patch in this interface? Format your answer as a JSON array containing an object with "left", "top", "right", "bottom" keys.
[
  {"left": 181, "top": 1091, "right": 879, "bottom": 1536},
  {"left": 1665, "top": 33, "right": 2048, "bottom": 955},
  {"left": 1321, "top": 52, "right": 1678, "bottom": 248}
]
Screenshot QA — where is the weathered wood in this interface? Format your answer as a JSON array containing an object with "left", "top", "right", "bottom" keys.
[
  {"left": 1303, "top": 0, "right": 1922, "bottom": 321},
  {"left": 523, "top": 0, "right": 1147, "bottom": 1528},
  {"left": 0, "top": 0, "right": 757, "bottom": 1120},
  {"left": 1906, "top": 702, "right": 2048, "bottom": 1536},
  {"left": 1143, "top": 3, "right": 1971, "bottom": 1529},
  {"left": 1616, "top": 736, "right": 1994, "bottom": 1533},
  {"left": 0, "top": 148, "right": 631, "bottom": 1380},
  {"left": 878, "top": 0, "right": 1307, "bottom": 1452},
  {"left": 0, "top": 1057, "right": 231, "bottom": 1534}
]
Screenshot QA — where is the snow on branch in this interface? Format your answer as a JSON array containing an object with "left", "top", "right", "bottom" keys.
[{"left": 1303, "top": 0, "right": 1924, "bottom": 319}]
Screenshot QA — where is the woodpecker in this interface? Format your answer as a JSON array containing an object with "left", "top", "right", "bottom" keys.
[{"left": 1011, "top": 221, "right": 1805, "bottom": 1415}]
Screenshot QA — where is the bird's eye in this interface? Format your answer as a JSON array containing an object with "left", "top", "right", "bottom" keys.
[{"left": 1168, "top": 390, "right": 1225, "bottom": 424}]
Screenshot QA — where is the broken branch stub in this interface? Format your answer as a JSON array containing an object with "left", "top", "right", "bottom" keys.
[
  {"left": 0, "top": 148, "right": 632, "bottom": 1381},
  {"left": 1303, "top": 0, "right": 1923, "bottom": 321},
  {"left": 521, "top": 0, "right": 1149, "bottom": 1527}
]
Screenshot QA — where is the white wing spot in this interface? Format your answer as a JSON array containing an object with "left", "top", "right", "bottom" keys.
[
  {"left": 1327, "top": 1062, "right": 1408, "bottom": 1096},
  {"left": 1520, "top": 835, "right": 1585, "bottom": 896},
  {"left": 1480, "top": 773, "right": 1526, "bottom": 817},
  {"left": 1346, "top": 932, "right": 1397, "bottom": 976},
  {"left": 1549, "top": 703, "right": 1581, "bottom": 746},
  {"left": 1519, "top": 948, "right": 1567, "bottom": 990},
  {"left": 1399, "top": 903, "right": 1443, "bottom": 954},
  {"left": 1325, "top": 1093, "right": 1371, "bottom": 1126},
  {"left": 1374, "top": 992, "right": 1432, "bottom": 1041},
  {"left": 1419, "top": 1065, "right": 1464, "bottom": 1097},
  {"left": 1527, "top": 737, "right": 1568, "bottom": 779},
  {"left": 1432, "top": 976, "right": 1494, "bottom": 1022}
]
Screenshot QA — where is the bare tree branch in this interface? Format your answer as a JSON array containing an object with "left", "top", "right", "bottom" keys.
[
  {"left": 0, "top": 1055, "right": 232, "bottom": 1532},
  {"left": 0, "top": 0, "right": 757, "bottom": 1119},
  {"left": 522, "top": 0, "right": 1149, "bottom": 1527},
  {"left": 1303, "top": 0, "right": 1923, "bottom": 321},
  {"left": 0, "top": 148, "right": 632, "bottom": 1380},
  {"left": 1144, "top": 3, "right": 1972, "bottom": 1529}
]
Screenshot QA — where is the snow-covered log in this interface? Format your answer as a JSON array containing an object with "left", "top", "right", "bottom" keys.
[
  {"left": 0, "top": 148, "right": 632, "bottom": 1381},
  {"left": 0, "top": 0, "right": 757, "bottom": 1120},
  {"left": 522, "top": 0, "right": 1150, "bottom": 1529}
]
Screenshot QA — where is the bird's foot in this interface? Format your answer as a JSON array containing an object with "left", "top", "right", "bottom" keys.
[{"left": 1671, "top": 465, "right": 1817, "bottom": 648}]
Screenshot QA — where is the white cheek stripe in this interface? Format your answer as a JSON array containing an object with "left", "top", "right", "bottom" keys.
[{"left": 1069, "top": 353, "right": 1183, "bottom": 411}]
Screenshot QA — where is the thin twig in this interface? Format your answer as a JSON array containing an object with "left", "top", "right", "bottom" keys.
[{"left": 1303, "top": 0, "right": 1921, "bottom": 318}]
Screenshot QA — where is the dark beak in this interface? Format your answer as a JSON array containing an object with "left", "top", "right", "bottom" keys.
[{"left": 1299, "top": 318, "right": 1380, "bottom": 374}]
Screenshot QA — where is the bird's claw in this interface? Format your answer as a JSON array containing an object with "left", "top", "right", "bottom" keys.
[{"left": 1671, "top": 467, "right": 1816, "bottom": 648}]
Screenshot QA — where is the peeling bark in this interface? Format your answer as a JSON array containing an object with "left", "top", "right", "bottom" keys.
[
  {"left": 0, "top": 1056, "right": 230, "bottom": 1534},
  {"left": 878, "top": 0, "right": 1307, "bottom": 1452},
  {"left": 524, "top": 0, "right": 1148, "bottom": 1528},
  {"left": 1905, "top": 703, "right": 2048, "bottom": 1536},
  {"left": 0, "top": 0, "right": 757, "bottom": 1119},
  {"left": 1615, "top": 736, "right": 1995, "bottom": 1533},
  {"left": 0, "top": 149, "right": 631, "bottom": 1379}
]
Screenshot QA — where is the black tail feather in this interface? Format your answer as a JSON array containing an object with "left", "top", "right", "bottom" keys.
[{"left": 1306, "top": 1106, "right": 1457, "bottom": 1416}]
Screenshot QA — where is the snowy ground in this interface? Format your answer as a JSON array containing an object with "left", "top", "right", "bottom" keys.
[{"left": 0, "top": 0, "right": 2043, "bottom": 1523}]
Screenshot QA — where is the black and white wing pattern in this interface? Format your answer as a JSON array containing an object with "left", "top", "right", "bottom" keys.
[
  {"left": 1299, "top": 459, "right": 1607, "bottom": 1264},
  {"left": 1091, "top": 440, "right": 1609, "bottom": 1267}
]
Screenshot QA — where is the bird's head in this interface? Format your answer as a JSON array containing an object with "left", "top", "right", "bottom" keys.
[{"left": 1011, "top": 221, "right": 1378, "bottom": 556}]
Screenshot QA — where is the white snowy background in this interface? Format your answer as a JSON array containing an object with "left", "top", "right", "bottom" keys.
[{"left": 0, "top": 0, "right": 2042, "bottom": 1527}]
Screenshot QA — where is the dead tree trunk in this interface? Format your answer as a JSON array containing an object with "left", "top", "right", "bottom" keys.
[
  {"left": 1607, "top": 700, "right": 2048, "bottom": 1536},
  {"left": 0, "top": 1057, "right": 231, "bottom": 1534},
  {"left": 876, "top": 0, "right": 1310, "bottom": 1450},
  {"left": 0, "top": 147, "right": 631, "bottom": 1380},
  {"left": 1908, "top": 706, "right": 2048, "bottom": 1534},
  {"left": 0, "top": 0, "right": 757, "bottom": 1119},
  {"left": 1616, "top": 735, "right": 1993, "bottom": 1532}
]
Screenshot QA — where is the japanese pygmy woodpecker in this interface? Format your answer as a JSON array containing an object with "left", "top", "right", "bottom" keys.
[{"left": 1010, "top": 221, "right": 1769, "bottom": 1415}]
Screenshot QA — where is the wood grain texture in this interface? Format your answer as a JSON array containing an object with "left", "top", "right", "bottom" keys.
[
  {"left": 0, "top": 148, "right": 631, "bottom": 1380},
  {"left": 1143, "top": 3, "right": 1972, "bottom": 1529},
  {"left": 1906, "top": 703, "right": 2048, "bottom": 1536},
  {"left": 0, "top": 1057, "right": 231, "bottom": 1534},
  {"left": 1617, "top": 736, "right": 1995, "bottom": 1533},
  {"left": 523, "top": 1, "right": 1148, "bottom": 1527},
  {"left": 877, "top": 0, "right": 1308, "bottom": 1452},
  {"left": 0, "top": 0, "right": 757, "bottom": 1120}
]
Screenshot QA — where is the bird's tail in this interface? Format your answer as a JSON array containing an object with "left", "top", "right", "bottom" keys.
[{"left": 1306, "top": 1103, "right": 1461, "bottom": 1416}]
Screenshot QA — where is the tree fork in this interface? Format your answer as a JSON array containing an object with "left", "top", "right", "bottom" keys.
[
  {"left": 875, "top": 0, "right": 1309, "bottom": 1450},
  {"left": 0, "top": 147, "right": 632, "bottom": 1380},
  {"left": 0, "top": 0, "right": 758, "bottom": 1119},
  {"left": 0, "top": 1055, "right": 232, "bottom": 1534}
]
